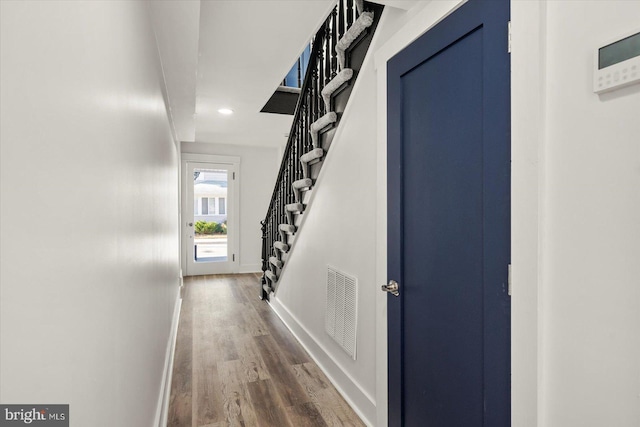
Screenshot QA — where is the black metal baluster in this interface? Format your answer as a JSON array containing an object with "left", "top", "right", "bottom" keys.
[
  {"left": 317, "top": 52, "right": 323, "bottom": 114},
  {"left": 338, "top": 0, "right": 345, "bottom": 40},
  {"left": 347, "top": 0, "right": 354, "bottom": 26},
  {"left": 303, "top": 101, "right": 309, "bottom": 157},
  {"left": 269, "top": 219, "right": 273, "bottom": 263},
  {"left": 299, "top": 112, "right": 304, "bottom": 178},
  {"left": 310, "top": 89, "right": 315, "bottom": 150},
  {"left": 292, "top": 124, "right": 298, "bottom": 185},
  {"left": 317, "top": 44, "right": 324, "bottom": 115},
  {"left": 260, "top": 220, "right": 267, "bottom": 296},
  {"left": 331, "top": 8, "right": 338, "bottom": 77},
  {"left": 287, "top": 146, "right": 293, "bottom": 204},
  {"left": 287, "top": 149, "right": 292, "bottom": 206},
  {"left": 302, "top": 96, "right": 307, "bottom": 153},
  {"left": 277, "top": 190, "right": 281, "bottom": 236},
  {"left": 297, "top": 109, "right": 302, "bottom": 172},
  {"left": 324, "top": 23, "right": 331, "bottom": 85},
  {"left": 311, "top": 69, "right": 316, "bottom": 125},
  {"left": 283, "top": 163, "right": 288, "bottom": 211}
]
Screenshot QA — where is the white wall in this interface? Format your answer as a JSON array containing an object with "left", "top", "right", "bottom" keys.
[
  {"left": 513, "top": 1, "right": 640, "bottom": 426},
  {"left": 539, "top": 2, "right": 640, "bottom": 426},
  {"left": 181, "top": 142, "right": 280, "bottom": 273},
  {"left": 0, "top": 2, "right": 180, "bottom": 426}
]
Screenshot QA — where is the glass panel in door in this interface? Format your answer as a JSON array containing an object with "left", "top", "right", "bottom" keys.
[{"left": 193, "top": 168, "right": 228, "bottom": 263}]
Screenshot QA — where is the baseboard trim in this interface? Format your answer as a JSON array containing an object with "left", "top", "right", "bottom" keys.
[
  {"left": 268, "top": 298, "right": 376, "bottom": 426},
  {"left": 154, "top": 293, "right": 182, "bottom": 427}
]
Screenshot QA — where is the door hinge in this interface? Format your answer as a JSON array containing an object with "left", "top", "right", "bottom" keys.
[
  {"left": 508, "top": 263, "right": 512, "bottom": 296},
  {"left": 233, "top": 254, "right": 235, "bottom": 262},
  {"left": 508, "top": 21, "right": 512, "bottom": 53},
  {"left": 233, "top": 172, "right": 236, "bottom": 180}
]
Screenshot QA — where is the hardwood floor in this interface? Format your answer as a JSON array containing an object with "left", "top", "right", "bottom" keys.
[{"left": 168, "top": 273, "right": 365, "bottom": 427}]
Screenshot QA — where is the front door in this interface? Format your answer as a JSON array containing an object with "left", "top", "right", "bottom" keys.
[
  {"left": 184, "top": 161, "right": 238, "bottom": 275},
  {"left": 387, "top": 0, "right": 511, "bottom": 425}
]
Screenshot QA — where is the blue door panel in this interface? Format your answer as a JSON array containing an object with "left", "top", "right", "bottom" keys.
[
  {"left": 387, "top": 0, "right": 510, "bottom": 425},
  {"left": 402, "top": 27, "right": 484, "bottom": 426}
]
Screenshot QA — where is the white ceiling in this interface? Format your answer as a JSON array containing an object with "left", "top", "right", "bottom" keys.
[{"left": 150, "top": 0, "right": 336, "bottom": 148}]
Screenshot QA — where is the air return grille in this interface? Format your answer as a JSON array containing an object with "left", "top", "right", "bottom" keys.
[{"left": 325, "top": 266, "right": 358, "bottom": 359}]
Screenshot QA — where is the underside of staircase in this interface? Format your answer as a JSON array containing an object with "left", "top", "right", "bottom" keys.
[{"left": 260, "top": 0, "right": 384, "bottom": 300}]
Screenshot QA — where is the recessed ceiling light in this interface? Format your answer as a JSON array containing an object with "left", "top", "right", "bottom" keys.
[{"left": 218, "top": 108, "right": 234, "bottom": 115}]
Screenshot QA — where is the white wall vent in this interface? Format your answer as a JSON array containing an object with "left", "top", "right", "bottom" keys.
[{"left": 325, "top": 266, "right": 358, "bottom": 360}]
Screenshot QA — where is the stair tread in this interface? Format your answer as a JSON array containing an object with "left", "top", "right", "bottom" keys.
[
  {"left": 285, "top": 203, "right": 304, "bottom": 212},
  {"left": 311, "top": 112, "right": 338, "bottom": 132},
  {"left": 325, "top": 68, "right": 354, "bottom": 89},
  {"left": 336, "top": 11, "right": 374, "bottom": 69},
  {"left": 265, "top": 271, "right": 278, "bottom": 283},
  {"left": 274, "top": 241, "right": 290, "bottom": 252},
  {"left": 293, "top": 178, "right": 313, "bottom": 189},
  {"left": 321, "top": 69, "right": 354, "bottom": 111},
  {"left": 269, "top": 256, "right": 283, "bottom": 268},
  {"left": 300, "top": 148, "right": 324, "bottom": 164},
  {"left": 279, "top": 224, "right": 296, "bottom": 233}
]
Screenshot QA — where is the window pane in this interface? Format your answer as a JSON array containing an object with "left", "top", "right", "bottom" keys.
[
  {"left": 208, "top": 197, "right": 215, "bottom": 214},
  {"left": 202, "top": 198, "right": 208, "bottom": 215},
  {"left": 219, "top": 197, "right": 226, "bottom": 215}
]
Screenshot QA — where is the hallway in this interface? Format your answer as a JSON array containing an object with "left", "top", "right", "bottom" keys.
[{"left": 168, "top": 274, "right": 364, "bottom": 427}]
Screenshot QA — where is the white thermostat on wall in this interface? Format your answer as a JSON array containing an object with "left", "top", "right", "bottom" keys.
[{"left": 593, "top": 29, "right": 640, "bottom": 94}]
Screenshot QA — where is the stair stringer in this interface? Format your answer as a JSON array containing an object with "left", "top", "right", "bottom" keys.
[{"left": 265, "top": 16, "right": 384, "bottom": 425}]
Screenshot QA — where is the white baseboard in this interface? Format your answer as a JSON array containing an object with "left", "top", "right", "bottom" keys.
[
  {"left": 153, "top": 293, "right": 182, "bottom": 427},
  {"left": 239, "top": 263, "right": 261, "bottom": 273},
  {"left": 268, "top": 298, "right": 376, "bottom": 426}
]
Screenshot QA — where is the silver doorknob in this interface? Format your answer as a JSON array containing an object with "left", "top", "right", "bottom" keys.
[
  {"left": 381, "top": 280, "right": 399, "bottom": 297},
  {"left": 188, "top": 222, "right": 193, "bottom": 227}
]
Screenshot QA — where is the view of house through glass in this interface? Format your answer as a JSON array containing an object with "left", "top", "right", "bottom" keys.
[{"left": 193, "top": 168, "right": 228, "bottom": 262}]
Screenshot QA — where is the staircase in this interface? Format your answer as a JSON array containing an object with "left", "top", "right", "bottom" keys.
[{"left": 260, "top": 0, "right": 383, "bottom": 300}]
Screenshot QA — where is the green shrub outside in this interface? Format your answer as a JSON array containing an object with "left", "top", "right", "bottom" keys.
[{"left": 194, "top": 220, "right": 227, "bottom": 235}]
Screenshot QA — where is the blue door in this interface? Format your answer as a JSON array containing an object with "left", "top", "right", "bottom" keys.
[{"left": 387, "top": 0, "right": 510, "bottom": 425}]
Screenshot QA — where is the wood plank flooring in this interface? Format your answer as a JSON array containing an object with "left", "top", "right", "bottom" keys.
[{"left": 168, "top": 273, "right": 365, "bottom": 427}]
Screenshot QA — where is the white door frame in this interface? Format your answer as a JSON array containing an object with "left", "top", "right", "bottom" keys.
[{"left": 181, "top": 154, "right": 240, "bottom": 276}]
